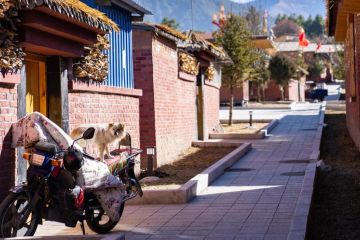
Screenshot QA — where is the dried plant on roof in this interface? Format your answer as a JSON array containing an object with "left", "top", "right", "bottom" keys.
[
  {"left": 73, "top": 34, "right": 110, "bottom": 82},
  {"left": 18, "top": 0, "right": 119, "bottom": 32},
  {"left": 0, "top": 0, "right": 25, "bottom": 74},
  {"left": 155, "top": 24, "right": 189, "bottom": 41}
]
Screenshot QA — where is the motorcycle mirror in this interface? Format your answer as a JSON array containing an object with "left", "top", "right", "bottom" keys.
[{"left": 82, "top": 127, "right": 95, "bottom": 140}]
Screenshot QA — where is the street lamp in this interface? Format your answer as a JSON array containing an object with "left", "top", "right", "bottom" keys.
[
  {"left": 249, "top": 111, "right": 253, "bottom": 127},
  {"left": 146, "top": 146, "right": 156, "bottom": 175}
]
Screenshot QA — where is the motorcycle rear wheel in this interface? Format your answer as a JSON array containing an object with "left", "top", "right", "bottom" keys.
[
  {"left": 0, "top": 192, "right": 39, "bottom": 237},
  {"left": 86, "top": 203, "right": 124, "bottom": 234}
]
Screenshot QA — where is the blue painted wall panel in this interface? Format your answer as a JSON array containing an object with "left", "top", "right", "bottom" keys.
[{"left": 81, "top": 0, "right": 134, "bottom": 89}]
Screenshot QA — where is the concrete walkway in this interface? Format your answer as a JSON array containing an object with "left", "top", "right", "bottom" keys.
[{"left": 35, "top": 104, "right": 323, "bottom": 240}]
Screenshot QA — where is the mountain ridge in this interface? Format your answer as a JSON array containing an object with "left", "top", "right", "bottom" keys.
[{"left": 135, "top": 0, "right": 325, "bottom": 32}]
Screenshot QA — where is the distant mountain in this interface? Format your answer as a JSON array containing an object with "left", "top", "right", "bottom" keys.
[{"left": 134, "top": 0, "right": 325, "bottom": 32}]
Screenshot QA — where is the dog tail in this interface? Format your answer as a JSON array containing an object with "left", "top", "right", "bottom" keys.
[{"left": 70, "top": 127, "right": 86, "bottom": 139}]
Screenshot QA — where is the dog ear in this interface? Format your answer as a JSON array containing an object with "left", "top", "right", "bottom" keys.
[{"left": 108, "top": 123, "right": 114, "bottom": 128}]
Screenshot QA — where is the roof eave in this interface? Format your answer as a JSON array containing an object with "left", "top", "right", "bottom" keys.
[{"left": 111, "top": 0, "right": 152, "bottom": 15}]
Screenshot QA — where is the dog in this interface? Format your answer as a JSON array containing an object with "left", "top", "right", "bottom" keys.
[{"left": 70, "top": 123, "right": 126, "bottom": 162}]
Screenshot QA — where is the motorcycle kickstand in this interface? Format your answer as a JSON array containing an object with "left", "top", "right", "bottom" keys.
[{"left": 79, "top": 220, "right": 86, "bottom": 235}]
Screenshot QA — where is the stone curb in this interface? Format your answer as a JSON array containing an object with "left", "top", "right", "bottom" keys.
[
  {"left": 127, "top": 143, "right": 252, "bottom": 205},
  {"left": 287, "top": 107, "right": 326, "bottom": 240},
  {"left": 192, "top": 140, "right": 243, "bottom": 148},
  {"left": 210, "top": 120, "right": 278, "bottom": 140},
  {"left": 209, "top": 132, "right": 265, "bottom": 140},
  {"left": 5, "top": 233, "right": 125, "bottom": 240},
  {"left": 220, "top": 119, "right": 272, "bottom": 124},
  {"left": 260, "top": 119, "right": 279, "bottom": 136}
]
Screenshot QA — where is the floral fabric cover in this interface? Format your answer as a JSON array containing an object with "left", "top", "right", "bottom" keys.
[{"left": 11, "top": 112, "right": 124, "bottom": 221}]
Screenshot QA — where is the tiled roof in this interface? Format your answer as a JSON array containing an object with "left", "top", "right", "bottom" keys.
[{"left": 18, "top": 0, "right": 119, "bottom": 32}]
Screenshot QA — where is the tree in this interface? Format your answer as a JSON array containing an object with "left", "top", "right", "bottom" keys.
[
  {"left": 332, "top": 50, "right": 345, "bottom": 80},
  {"left": 215, "top": 14, "right": 256, "bottom": 125},
  {"left": 161, "top": 17, "right": 180, "bottom": 30},
  {"left": 250, "top": 52, "right": 270, "bottom": 102},
  {"left": 245, "top": 6, "right": 261, "bottom": 35},
  {"left": 308, "top": 59, "right": 325, "bottom": 77},
  {"left": 273, "top": 19, "right": 301, "bottom": 37},
  {"left": 273, "top": 14, "right": 325, "bottom": 39},
  {"left": 268, "top": 55, "right": 296, "bottom": 100},
  {"left": 303, "top": 15, "right": 324, "bottom": 38}
]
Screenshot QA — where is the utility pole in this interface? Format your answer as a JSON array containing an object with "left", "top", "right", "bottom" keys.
[{"left": 191, "top": 0, "right": 194, "bottom": 30}]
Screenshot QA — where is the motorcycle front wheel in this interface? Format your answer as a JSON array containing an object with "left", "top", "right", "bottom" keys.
[
  {"left": 0, "top": 192, "right": 39, "bottom": 237},
  {"left": 86, "top": 203, "right": 124, "bottom": 234}
]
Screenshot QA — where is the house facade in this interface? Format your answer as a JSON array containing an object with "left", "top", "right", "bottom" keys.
[
  {"left": 133, "top": 23, "right": 224, "bottom": 169},
  {"left": 0, "top": 0, "right": 149, "bottom": 199},
  {"left": 327, "top": 0, "right": 360, "bottom": 149}
]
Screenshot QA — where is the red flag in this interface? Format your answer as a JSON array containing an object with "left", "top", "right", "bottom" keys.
[
  {"left": 299, "top": 29, "right": 309, "bottom": 47},
  {"left": 316, "top": 40, "right": 322, "bottom": 51}
]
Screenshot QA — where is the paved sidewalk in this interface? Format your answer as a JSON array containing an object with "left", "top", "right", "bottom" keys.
[{"left": 36, "top": 104, "right": 323, "bottom": 240}]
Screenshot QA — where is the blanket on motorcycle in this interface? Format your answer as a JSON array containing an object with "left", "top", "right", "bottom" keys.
[{"left": 11, "top": 112, "right": 125, "bottom": 221}]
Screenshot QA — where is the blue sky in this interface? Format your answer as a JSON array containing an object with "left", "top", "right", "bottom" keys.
[{"left": 231, "top": 0, "right": 326, "bottom": 17}]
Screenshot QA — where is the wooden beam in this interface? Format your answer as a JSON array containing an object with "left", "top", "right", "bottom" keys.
[
  {"left": 20, "top": 10, "right": 98, "bottom": 45},
  {"left": 341, "top": 0, "right": 360, "bottom": 13},
  {"left": 19, "top": 27, "right": 84, "bottom": 57},
  {"left": 34, "top": 6, "right": 107, "bottom": 35},
  {"left": 334, "top": 11, "right": 348, "bottom": 41}
]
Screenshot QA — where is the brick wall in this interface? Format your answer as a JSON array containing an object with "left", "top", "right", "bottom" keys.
[
  {"left": 68, "top": 91, "right": 140, "bottom": 165},
  {"left": 0, "top": 75, "right": 19, "bottom": 200},
  {"left": 346, "top": 15, "right": 360, "bottom": 151},
  {"left": 253, "top": 79, "right": 306, "bottom": 102},
  {"left": 133, "top": 31, "right": 156, "bottom": 168},
  {"left": 220, "top": 81, "right": 249, "bottom": 103},
  {"left": 204, "top": 82, "right": 220, "bottom": 133},
  {"left": 134, "top": 30, "right": 197, "bottom": 168},
  {"left": 152, "top": 38, "right": 196, "bottom": 168}
]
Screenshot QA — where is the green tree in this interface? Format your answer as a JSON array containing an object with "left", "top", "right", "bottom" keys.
[
  {"left": 215, "top": 14, "right": 256, "bottom": 125},
  {"left": 268, "top": 55, "right": 296, "bottom": 100},
  {"left": 273, "top": 19, "right": 301, "bottom": 37},
  {"left": 308, "top": 59, "right": 325, "bottom": 77},
  {"left": 245, "top": 6, "right": 261, "bottom": 35},
  {"left": 275, "top": 14, "right": 287, "bottom": 24},
  {"left": 250, "top": 52, "right": 270, "bottom": 102},
  {"left": 303, "top": 15, "right": 324, "bottom": 38},
  {"left": 276, "top": 14, "right": 325, "bottom": 39},
  {"left": 161, "top": 17, "right": 180, "bottom": 30},
  {"left": 332, "top": 50, "right": 345, "bottom": 80}
]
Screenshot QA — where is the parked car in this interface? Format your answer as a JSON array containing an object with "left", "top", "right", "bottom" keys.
[{"left": 308, "top": 89, "right": 328, "bottom": 101}]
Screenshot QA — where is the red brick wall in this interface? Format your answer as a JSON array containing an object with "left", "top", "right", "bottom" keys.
[
  {"left": 68, "top": 91, "right": 140, "bottom": 163},
  {"left": 0, "top": 76, "right": 19, "bottom": 200},
  {"left": 133, "top": 31, "right": 156, "bottom": 168},
  {"left": 264, "top": 81, "right": 282, "bottom": 101},
  {"left": 287, "top": 78, "right": 306, "bottom": 102},
  {"left": 204, "top": 82, "right": 220, "bottom": 133},
  {"left": 152, "top": 37, "right": 196, "bottom": 168},
  {"left": 346, "top": 15, "right": 360, "bottom": 150},
  {"left": 260, "top": 79, "right": 305, "bottom": 102},
  {"left": 220, "top": 81, "right": 249, "bottom": 102},
  {"left": 134, "top": 30, "right": 197, "bottom": 168}
]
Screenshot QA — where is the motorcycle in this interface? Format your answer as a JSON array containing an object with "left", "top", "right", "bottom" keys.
[{"left": 0, "top": 127, "right": 143, "bottom": 237}]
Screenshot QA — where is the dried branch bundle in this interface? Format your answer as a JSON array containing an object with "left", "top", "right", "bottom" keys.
[
  {"left": 0, "top": 0, "right": 25, "bottom": 73},
  {"left": 205, "top": 65, "right": 215, "bottom": 81},
  {"left": 179, "top": 52, "right": 199, "bottom": 75},
  {"left": 73, "top": 35, "right": 110, "bottom": 82}
]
